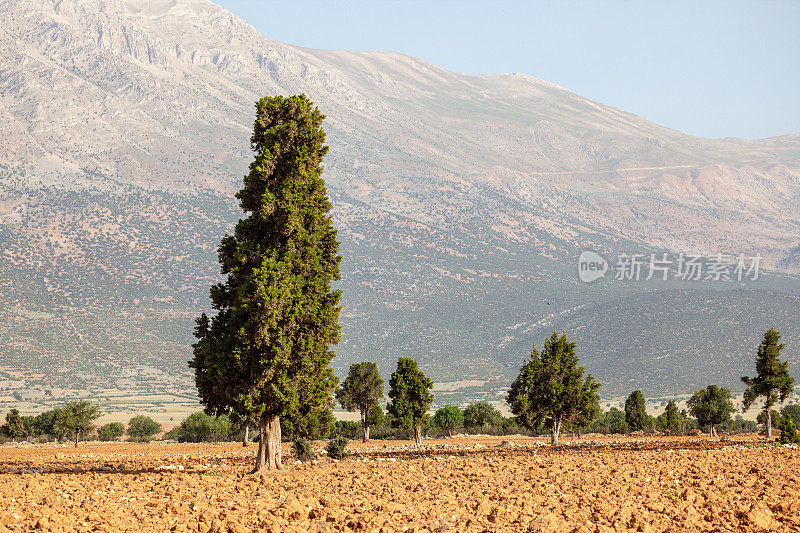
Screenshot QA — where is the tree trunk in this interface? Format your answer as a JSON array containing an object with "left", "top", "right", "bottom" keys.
[
  {"left": 361, "top": 409, "right": 369, "bottom": 442},
  {"left": 552, "top": 418, "right": 561, "bottom": 446},
  {"left": 75, "top": 432, "right": 79, "bottom": 448},
  {"left": 364, "top": 425, "right": 370, "bottom": 441},
  {"left": 252, "top": 413, "right": 282, "bottom": 474},
  {"left": 765, "top": 407, "right": 772, "bottom": 440},
  {"left": 242, "top": 426, "right": 249, "bottom": 447},
  {"left": 710, "top": 424, "right": 716, "bottom": 437},
  {"left": 413, "top": 425, "right": 422, "bottom": 447}
]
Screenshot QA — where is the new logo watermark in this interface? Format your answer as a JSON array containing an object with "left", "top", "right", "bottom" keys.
[
  {"left": 578, "top": 251, "right": 609, "bottom": 283},
  {"left": 577, "top": 251, "right": 761, "bottom": 283}
]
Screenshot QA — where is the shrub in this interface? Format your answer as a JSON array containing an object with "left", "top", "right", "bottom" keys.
[
  {"left": 588, "top": 408, "right": 629, "bottom": 434},
  {"left": 293, "top": 438, "right": 315, "bottom": 462},
  {"left": 778, "top": 414, "right": 800, "bottom": 445},
  {"left": 326, "top": 437, "right": 349, "bottom": 459},
  {"left": 169, "top": 412, "right": 231, "bottom": 442},
  {"left": 126, "top": 415, "right": 162, "bottom": 442},
  {"left": 97, "top": 422, "right": 125, "bottom": 442},
  {"left": 333, "top": 420, "right": 361, "bottom": 440}
]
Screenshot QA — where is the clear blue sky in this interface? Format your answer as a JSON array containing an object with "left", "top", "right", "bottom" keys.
[{"left": 215, "top": 0, "right": 799, "bottom": 140}]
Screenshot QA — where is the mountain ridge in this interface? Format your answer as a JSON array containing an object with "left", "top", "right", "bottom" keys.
[{"left": 0, "top": 0, "right": 798, "bottom": 398}]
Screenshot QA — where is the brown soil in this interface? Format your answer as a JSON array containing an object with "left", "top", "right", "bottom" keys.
[{"left": 0, "top": 434, "right": 798, "bottom": 532}]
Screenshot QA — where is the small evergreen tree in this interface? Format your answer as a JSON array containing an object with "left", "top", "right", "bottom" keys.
[
  {"left": 463, "top": 402, "right": 504, "bottom": 432},
  {"left": 3, "top": 409, "right": 28, "bottom": 441},
  {"left": 58, "top": 400, "right": 101, "bottom": 447},
  {"left": 781, "top": 404, "right": 800, "bottom": 426},
  {"left": 507, "top": 332, "right": 601, "bottom": 445},
  {"left": 326, "top": 436, "right": 349, "bottom": 459},
  {"left": 387, "top": 358, "right": 433, "bottom": 447},
  {"left": 655, "top": 400, "right": 687, "bottom": 435},
  {"left": 126, "top": 415, "right": 162, "bottom": 442},
  {"left": 366, "top": 403, "right": 386, "bottom": 429},
  {"left": 97, "top": 422, "right": 125, "bottom": 442},
  {"left": 778, "top": 414, "right": 800, "bottom": 445},
  {"left": 742, "top": 329, "right": 794, "bottom": 440},
  {"left": 432, "top": 406, "right": 464, "bottom": 436},
  {"left": 293, "top": 439, "right": 315, "bottom": 462},
  {"left": 687, "top": 385, "right": 734, "bottom": 436},
  {"left": 336, "top": 362, "right": 384, "bottom": 442},
  {"left": 624, "top": 390, "right": 650, "bottom": 431},
  {"left": 190, "top": 95, "right": 342, "bottom": 472}
]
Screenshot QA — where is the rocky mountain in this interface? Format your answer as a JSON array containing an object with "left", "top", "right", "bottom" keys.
[{"left": 1, "top": 0, "right": 798, "bottom": 398}]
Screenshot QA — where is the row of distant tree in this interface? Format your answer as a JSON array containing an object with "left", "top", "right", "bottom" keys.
[
  {"left": 0, "top": 401, "right": 163, "bottom": 446},
  {"left": 3, "top": 328, "right": 795, "bottom": 447},
  {"left": 329, "top": 328, "right": 798, "bottom": 446}
]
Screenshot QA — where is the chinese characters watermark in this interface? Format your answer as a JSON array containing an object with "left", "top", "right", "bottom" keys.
[{"left": 578, "top": 251, "right": 761, "bottom": 283}]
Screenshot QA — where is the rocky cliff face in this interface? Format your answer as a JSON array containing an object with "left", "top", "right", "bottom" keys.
[{"left": 0, "top": 0, "right": 798, "bottom": 396}]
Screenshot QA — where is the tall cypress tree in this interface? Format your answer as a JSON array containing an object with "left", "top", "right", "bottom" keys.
[
  {"left": 190, "top": 95, "right": 342, "bottom": 473},
  {"left": 742, "top": 329, "right": 794, "bottom": 440},
  {"left": 624, "top": 390, "right": 649, "bottom": 431},
  {"left": 387, "top": 358, "right": 433, "bottom": 447}
]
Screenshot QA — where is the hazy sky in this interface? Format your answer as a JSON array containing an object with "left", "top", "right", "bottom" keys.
[{"left": 215, "top": 0, "right": 799, "bottom": 140}]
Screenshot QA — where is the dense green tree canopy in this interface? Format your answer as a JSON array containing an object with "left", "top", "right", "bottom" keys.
[
  {"left": 624, "top": 390, "right": 650, "bottom": 431},
  {"left": 507, "top": 332, "right": 600, "bottom": 445},
  {"left": 387, "top": 358, "right": 433, "bottom": 446},
  {"left": 97, "top": 422, "right": 125, "bottom": 442},
  {"left": 655, "top": 400, "right": 689, "bottom": 434},
  {"left": 336, "top": 362, "right": 384, "bottom": 441},
  {"left": 2, "top": 409, "right": 27, "bottom": 441},
  {"left": 57, "top": 400, "right": 101, "bottom": 447},
  {"left": 688, "top": 385, "right": 734, "bottom": 436},
  {"left": 463, "top": 402, "right": 504, "bottom": 431},
  {"left": 127, "top": 415, "right": 162, "bottom": 442},
  {"left": 432, "top": 406, "right": 464, "bottom": 435},
  {"left": 190, "top": 94, "right": 342, "bottom": 472},
  {"left": 742, "top": 329, "right": 794, "bottom": 440}
]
